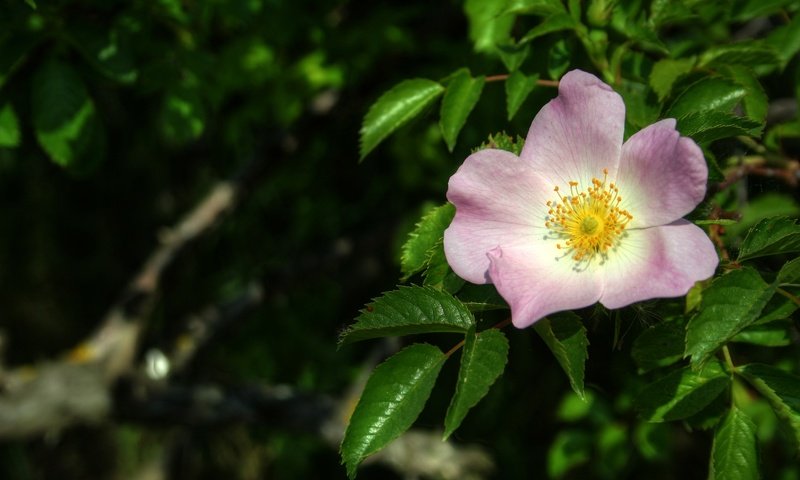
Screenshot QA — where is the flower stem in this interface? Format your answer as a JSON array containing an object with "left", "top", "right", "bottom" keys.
[{"left": 443, "top": 317, "right": 512, "bottom": 358}]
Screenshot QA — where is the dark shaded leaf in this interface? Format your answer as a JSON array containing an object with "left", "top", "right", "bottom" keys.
[
  {"left": 534, "top": 312, "right": 588, "bottom": 398},
  {"left": 636, "top": 360, "right": 730, "bottom": 422},
  {"left": 738, "top": 217, "right": 800, "bottom": 261},
  {"left": 709, "top": 406, "right": 759, "bottom": 480}
]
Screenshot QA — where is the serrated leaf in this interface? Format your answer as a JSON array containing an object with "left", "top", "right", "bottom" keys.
[
  {"left": 341, "top": 344, "right": 446, "bottom": 478},
  {"left": 534, "top": 312, "right": 588, "bottom": 399},
  {"left": 443, "top": 328, "right": 509, "bottom": 439},
  {"left": 733, "top": 0, "right": 797, "bottom": 21},
  {"left": 675, "top": 110, "right": 761, "bottom": 144},
  {"left": 340, "top": 286, "right": 474, "bottom": 344},
  {"left": 709, "top": 406, "right": 759, "bottom": 480},
  {"left": 685, "top": 268, "right": 775, "bottom": 366},
  {"left": 649, "top": 57, "right": 695, "bottom": 102},
  {"left": 632, "top": 318, "right": 686, "bottom": 372},
  {"left": 400, "top": 203, "right": 455, "bottom": 280},
  {"left": 518, "top": 13, "right": 577, "bottom": 44},
  {"left": 32, "top": 59, "right": 101, "bottom": 169},
  {"left": 440, "top": 70, "right": 485, "bottom": 152},
  {"left": 738, "top": 216, "right": 800, "bottom": 261},
  {"left": 737, "top": 363, "right": 800, "bottom": 449},
  {"left": 699, "top": 42, "right": 781, "bottom": 70},
  {"left": 359, "top": 78, "right": 444, "bottom": 160},
  {"left": 666, "top": 77, "right": 747, "bottom": 119},
  {"left": 422, "top": 239, "right": 465, "bottom": 293},
  {"left": 777, "top": 256, "right": 800, "bottom": 285},
  {"left": 0, "top": 103, "right": 20, "bottom": 147},
  {"left": 636, "top": 360, "right": 730, "bottom": 422},
  {"left": 505, "top": 70, "right": 539, "bottom": 121}
]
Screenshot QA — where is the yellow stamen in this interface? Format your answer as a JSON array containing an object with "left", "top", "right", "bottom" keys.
[{"left": 544, "top": 169, "right": 632, "bottom": 263}]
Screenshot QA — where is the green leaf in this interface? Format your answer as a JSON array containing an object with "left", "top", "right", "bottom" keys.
[
  {"left": 685, "top": 268, "right": 775, "bottom": 366},
  {"left": 341, "top": 344, "right": 446, "bottom": 478},
  {"left": 636, "top": 360, "right": 730, "bottom": 422},
  {"left": 547, "top": 429, "right": 592, "bottom": 478},
  {"left": 649, "top": 57, "right": 695, "bottom": 102},
  {"left": 666, "top": 77, "right": 747, "bottom": 120},
  {"left": 439, "top": 70, "right": 485, "bottom": 152},
  {"left": 765, "top": 13, "right": 800, "bottom": 69},
  {"left": 497, "top": 42, "right": 530, "bottom": 72},
  {"left": 340, "top": 286, "right": 474, "bottom": 344},
  {"left": 694, "top": 219, "right": 738, "bottom": 226},
  {"left": 69, "top": 24, "right": 138, "bottom": 84},
  {"left": 709, "top": 406, "right": 759, "bottom": 480},
  {"left": 732, "top": 320, "right": 793, "bottom": 347},
  {"left": 738, "top": 363, "right": 800, "bottom": 448},
  {"left": 0, "top": 31, "right": 40, "bottom": 88},
  {"left": 699, "top": 42, "right": 781, "bottom": 71},
  {"left": 738, "top": 217, "right": 800, "bottom": 261},
  {"left": 464, "top": 0, "right": 515, "bottom": 53},
  {"left": 359, "top": 78, "right": 444, "bottom": 160},
  {"left": 720, "top": 66, "right": 768, "bottom": 124},
  {"left": 422, "top": 239, "right": 465, "bottom": 293},
  {"left": 518, "top": 13, "right": 577, "bottom": 44},
  {"left": 675, "top": 110, "right": 762, "bottom": 144},
  {"left": 456, "top": 284, "right": 508, "bottom": 312},
  {"left": 32, "top": 59, "right": 101, "bottom": 169},
  {"left": 505, "top": 71, "right": 539, "bottom": 121},
  {"left": 0, "top": 103, "right": 20, "bottom": 148},
  {"left": 502, "top": 0, "right": 567, "bottom": 16},
  {"left": 443, "top": 328, "right": 509, "bottom": 439},
  {"left": 548, "top": 38, "right": 572, "bottom": 80},
  {"left": 733, "top": 0, "right": 798, "bottom": 21},
  {"left": 534, "top": 312, "right": 589, "bottom": 399},
  {"left": 777, "top": 256, "right": 800, "bottom": 285},
  {"left": 160, "top": 88, "right": 206, "bottom": 145},
  {"left": 631, "top": 318, "right": 686, "bottom": 372},
  {"left": 400, "top": 203, "right": 455, "bottom": 280}
]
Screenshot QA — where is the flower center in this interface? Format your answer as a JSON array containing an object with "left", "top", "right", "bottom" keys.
[{"left": 544, "top": 168, "right": 633, "bottom": 262}]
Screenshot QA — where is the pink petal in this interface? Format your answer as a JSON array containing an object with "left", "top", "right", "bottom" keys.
[
  {"left": 488, "top": 244, "right": 602, "bottom": 328},
  {"left": 444, "top": 149, "right": 552, "bottom": 284},
  {"left": 617, "top": 119, "right": 707, "bottom": 228},
  {"left": 599, "top": 220, "right": 718, "bottom": 309},
  {"left": 519, "top": 70, "right": 626, "bottom": 190}
]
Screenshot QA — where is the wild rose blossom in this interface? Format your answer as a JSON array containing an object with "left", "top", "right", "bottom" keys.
[{"left": 443, "top": 69, "right": 719, "bottom": 328}]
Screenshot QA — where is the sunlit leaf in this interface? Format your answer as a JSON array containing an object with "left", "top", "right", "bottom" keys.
[
  {"left": 649, "top": 57, "right": 695, "bottom": 101},
  {"left": 340, "top": 285, "right": 474, "bottom": 344},
  {"left": 359, "top": 78, "right": 444, "bottom": 160},
  {"left": 675, "top": 110, "right": 761, "bottom": 144},
  {"left": 443, "top": 328, "right": 509, "bottom": 439},
  {"left": 636, "top": 360, "right": 730, "bottom": 422},
  {"left": 685, "top": 268, "right": 775, "bottom": 367},
  {"left": 464, "top": 0, "right": 515, "bottom": 52},
  {"left": 341, "top": 344, "right": 446, "bottom": 478},
  {"left": 666, "top": 77, "right": 747, "bottom": 119},
  {"left": 709, "top": 406, "right": 759, "bottom": 480},
  {"left": 440, "top": 70, "right": 485, "bottom": 152},
  {"left": 699, "top": 42, "right": 781, "bottom": 71},
  {"left": 534, "top": 312, "right": 588, "bottom": 398}
]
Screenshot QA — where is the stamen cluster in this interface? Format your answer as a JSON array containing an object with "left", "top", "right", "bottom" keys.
[{"left": 544, "top": 169, "right": 633, "bottom": 261}]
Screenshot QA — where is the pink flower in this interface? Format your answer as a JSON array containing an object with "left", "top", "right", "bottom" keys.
[{"left": 444, "top": 70, "right": 718, "bottom": 328}]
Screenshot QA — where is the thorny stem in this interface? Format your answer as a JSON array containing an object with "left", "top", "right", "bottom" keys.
[
  {"left": 484, "top": 74, "right": 559, "bottom": 87},
  {"left": 444, "top": 317, "right": 512, "bottom": 358}
]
